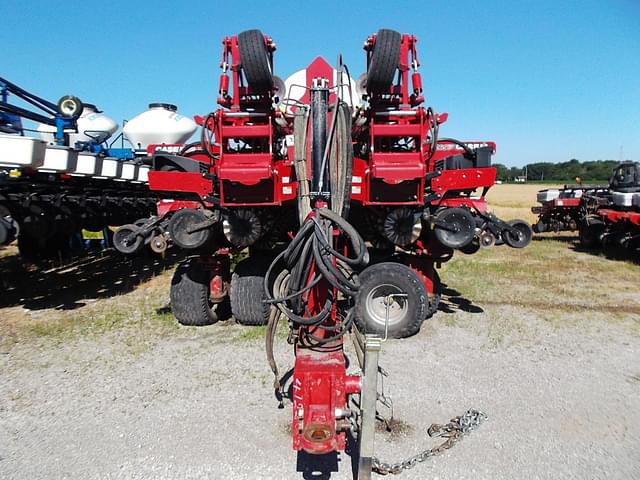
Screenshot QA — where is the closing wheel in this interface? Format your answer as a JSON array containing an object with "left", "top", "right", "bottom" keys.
[
  {"left": 503, "top": 219, "right": 533, "bottom": 248},
  {"left": 170, "top": 258, "right": 227, "bottom": 326},
  {"left": 579, "top": 217, "right": 604, "bottom": 248},
  {"left": 113, "top": 224, "right": 144, "bottom": 254},
  {"left": 433, "top": 207, "right": 475, "bottom": 249},
  {"left": 230, "top": 257, "right": 271, "bottom": 326},
  {"left": 355, "top": 262, "right": 427, "bottom": 339},
  {"left": 366, "top": 29, "right": 401, "bottom": 93},
  {"left": 57, "top": 95, "right": 83, "bottom": 118},
  {"left": 238, "top": 29, "right": 274, "bottom": 92}
]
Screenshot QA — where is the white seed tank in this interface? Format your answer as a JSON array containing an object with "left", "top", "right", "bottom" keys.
[
  {"left": 37, "top": 104, "right": 118, "bottom": 145},
  {"left": 123, "top": 103, "right": 197, "bottom": 150}
]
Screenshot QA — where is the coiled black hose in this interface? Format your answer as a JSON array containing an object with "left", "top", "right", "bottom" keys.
[{"left": 264, "top": 207, "right": 368, "bottom": 346}]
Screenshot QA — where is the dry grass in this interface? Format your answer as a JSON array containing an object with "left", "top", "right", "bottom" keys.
[
  {"left": 484, "top": 183, "right": 562, "bottom": 224},
  {"left": 439, "top": 183, "right": 640, "bottom": 344},
  {"left": 1, "top": 182, "right": 638, "bottom": 352}
]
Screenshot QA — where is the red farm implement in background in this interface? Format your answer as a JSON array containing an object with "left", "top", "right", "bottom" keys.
[
  {"left": 577, "top": 162, "right": 640, "bottom": 256},
  {"left": 531, "top": 161, "right": 640, "bottom": 258}
]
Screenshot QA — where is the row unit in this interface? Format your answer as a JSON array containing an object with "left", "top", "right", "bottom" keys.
[{"left": 0, "top": 134, "right": 149, "bottom": 183}]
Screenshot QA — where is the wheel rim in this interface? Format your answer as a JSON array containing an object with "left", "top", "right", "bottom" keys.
[
  {"left": 364, "top": 283, "right": 408, "bottom": 328},
  {"left": 507, "top": 223, "right": 531, "bottom": 247}
]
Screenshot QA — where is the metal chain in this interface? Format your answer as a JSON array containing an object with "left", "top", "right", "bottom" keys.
[{"left": 371, "top": 409, "right": 487, "bottom": 475}]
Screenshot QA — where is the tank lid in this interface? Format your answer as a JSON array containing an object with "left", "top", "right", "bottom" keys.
[
  {"left": 82, "top": 103, "right": 102, "bottom": 113},
  {"left": 148, "top": 103, "right": 178, "bottom": 112}
]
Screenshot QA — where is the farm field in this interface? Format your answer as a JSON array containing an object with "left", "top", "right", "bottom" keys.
[{"left": 1, "top": 184, "right": 639, "bottom": 479}]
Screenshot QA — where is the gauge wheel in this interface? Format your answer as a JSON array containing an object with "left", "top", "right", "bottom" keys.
[
  {"left": 230, "top": 257, "right": 272, "bottom": 326},
  {"left": 433, "top": 207, "right": 475, "bottom": 249},
  {"left": 579, "top": 217, "right": 604, "bottom": 248}
]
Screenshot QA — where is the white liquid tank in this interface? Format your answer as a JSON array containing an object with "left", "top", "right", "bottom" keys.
[
  {"left": 123, "top": 103, "right": 197, "bottom": 150},
  {"left": 37, "top": 104, "right": 118, "bottom": 145}
]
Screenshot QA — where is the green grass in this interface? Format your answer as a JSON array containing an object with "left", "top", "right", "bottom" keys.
[
  {"left": 234, "top": 318, "right": 290, "bottom": 343},
  {"left": 440, "top": 235, "right": 640, "bottom": 336}
]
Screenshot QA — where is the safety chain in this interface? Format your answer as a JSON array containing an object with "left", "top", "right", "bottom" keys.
[{"left": 371, "top": 409, "right": 487, "bottom": 475}]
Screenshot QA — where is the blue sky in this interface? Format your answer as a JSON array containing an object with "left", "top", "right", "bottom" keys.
[{"left": 2, "top": 0, "right": 639, "bottom": 167}]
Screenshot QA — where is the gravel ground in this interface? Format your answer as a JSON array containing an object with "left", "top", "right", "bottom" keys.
[{"left": 1, "top": 302, "right": 639, "bottom": 480}]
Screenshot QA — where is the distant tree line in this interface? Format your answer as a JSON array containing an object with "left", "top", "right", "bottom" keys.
[{"left": 493, "top": 159, "right": 626, "bottom": 182}]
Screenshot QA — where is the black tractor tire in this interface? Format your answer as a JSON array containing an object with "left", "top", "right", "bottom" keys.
[
  {"left": 579, "top": 218, "right": 605, "bottom": 248},
  {"left": 433, "top": 207, "right": 475, "bottom": 249},
  {"left": 366, "top": 29, "right": 401, "bottom": 93},
  {"left": 170, "top": 258, "right": 225, "bottom": 326},
  {"left": 355, "top": 262, "right": 427, "bottom": 339},
  {"left": 230, "top": 257, "right": 271, "bottom": 326},
  {"left": 503, "top": 219, "right": 533, "bottom": 248},
  {"left": 238, "top": 29, "right": 274, "bottom": 92},
  {"left": 425, "top": 269, "right": 442, "bottom": 318}
]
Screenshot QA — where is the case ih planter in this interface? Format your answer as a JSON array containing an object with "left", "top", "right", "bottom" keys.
[
  {"left": 111, "top": 27, "right": 531, "bottom": 475},
  {"left": 115, "top": 29, "right": 532, "bottom": 334}
]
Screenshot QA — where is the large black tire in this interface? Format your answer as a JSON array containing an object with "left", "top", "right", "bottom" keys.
[
  {"left": 366, "top": 29, "right": 401, "bottom": 93},
  {"left": 230, "top": 257, "right": 271, "bottom": 326},
  {"left": 170, "top": 258, "right": 223, "bottom": 326},
  {"left": 355, "top": 262, "right": 427, "bottom": 339},
  {"left": 579, "top": 217, "right": 604, "bottom": 248},
  {"left": 433, "top": 208, "right": 475, "bottom": 249},
  {"left": 503, "top": 220, "right": 533, "bottom": 248},
  {"left": 238, "top": 29, "right": 273, "bottom": 92},
  {"left": 425, "top": 269, "right": 441, "bottom": 318}
]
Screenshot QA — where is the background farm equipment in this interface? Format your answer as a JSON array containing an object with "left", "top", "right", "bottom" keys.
[
  {"left": 578, "top": 161, "right": 640, "bottom": 256},
  {"left": 0, "top": 76, "right": 198, "bottom": 261},
  {"left": 532, "top": 161, "right": 640, "bottom": 258},
  {"left": 531, "top": 185, "right": 607, "bottom": 233}
]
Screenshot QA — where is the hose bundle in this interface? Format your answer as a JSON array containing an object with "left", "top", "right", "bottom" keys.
[
  {"left": 265, "top": 207, "right": 367, "bottom": 399},
  {"left": 265, "top": 60, "right": 361, "bottom": 395},
  {"left": 264, "top": 207, "right": 367, "bottom": 346}
]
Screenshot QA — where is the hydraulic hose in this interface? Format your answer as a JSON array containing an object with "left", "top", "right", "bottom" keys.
[
  {"left": 438, "top": 137, "right": 476, "bottom": 159},
  {"left": 264, "top": 207, "right": 367, "bottom": 343}
]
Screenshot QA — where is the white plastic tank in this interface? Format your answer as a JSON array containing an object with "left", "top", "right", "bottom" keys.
[
  {"left": 36, "top": 104, "right": 118, "bottom": 145},
  {"left": 123, "top": 103, "right": 197, "bottom": 150}
]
